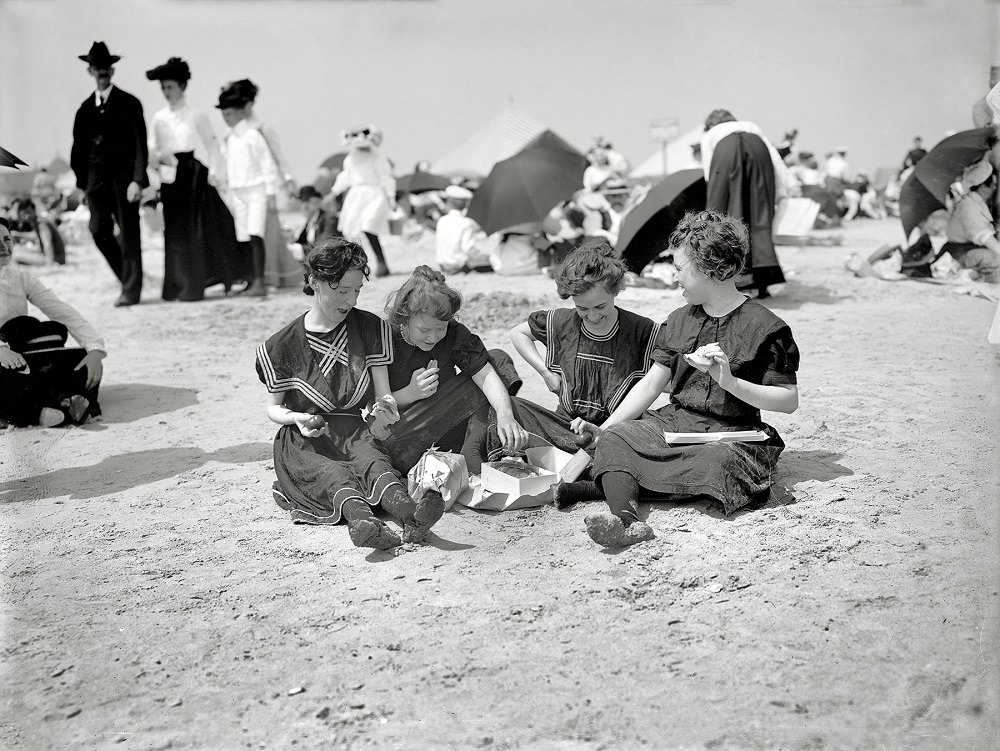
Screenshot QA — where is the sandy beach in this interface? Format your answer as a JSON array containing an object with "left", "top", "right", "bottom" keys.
[{"left": 2, "top": 216, "right": 999, "bottom": 750}]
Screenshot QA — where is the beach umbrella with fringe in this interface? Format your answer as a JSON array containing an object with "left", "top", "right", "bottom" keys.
[
  {"left": 467, "top": 130, "right": 587, "bottom": 235},
  {"left": 899, "top": 127, "right": 995, "bottom": 239},
  {"left": 615, "top": 169, "right": 706, "bottom": 273},
  {"left": 0, "top": 145, "right": 29, "bottom": 170}
]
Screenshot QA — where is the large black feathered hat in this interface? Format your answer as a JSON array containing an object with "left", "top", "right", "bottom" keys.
[
  {"left": 79, "top": 41, "right": 120, "bottom": 66},
  {"left": 146, "top": 57, "right": 191, "bottom": 83}
]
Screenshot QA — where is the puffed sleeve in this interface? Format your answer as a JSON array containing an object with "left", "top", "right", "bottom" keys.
[
  {"left": 649, "top": 309, "right": 691, "bottom": 369},
  {"left": 361, "top": 314, "right": 394, "bottom": 368},
  {"left": 759, "top": 326, "right": 799, "bottom": 386},
  {"left": 451, "top": 322, "right": 489, "bottom": 375},
  {"left": 526, "top": 309, "right": 549, "bottom": 344}
]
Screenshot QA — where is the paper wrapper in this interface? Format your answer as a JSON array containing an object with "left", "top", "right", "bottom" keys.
[{"left": 406, "top": 449, "right": 470, "bottom": 511}]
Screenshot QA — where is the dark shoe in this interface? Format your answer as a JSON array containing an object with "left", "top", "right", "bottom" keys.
[
  {"left": 552, "top": 480, "right": 602, "bottom": 510},
  {"left": 584, "top": 512, "right": 655, "bottom": 548},
  {"left": 374, "top": 262, "right": 390, "bottom": 278},
  {"left": 348, "top": 518, "right": 402, "bottom": 549},
  {"left": 113, "top": 295, "right": 139, "bottom": 307},
  {"left": 60, "top": 395, "right": 90, "bottom": 423},
  {"left": 403, "top": 488, "right": 445, "bottom": 544},
  {"left": 38, "top": 407, "right": 66, "bottom": 428}
]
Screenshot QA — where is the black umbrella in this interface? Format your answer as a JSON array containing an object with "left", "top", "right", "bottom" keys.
[
  {"left": 615, "top": 169, "right": 706, "bottom": 273},
  {"left": 396, "top": 171, "right": 450, "bottom": 195},
  {"left": 467, "top": 130, "right": 587, "bottom": 235},
  {"left": 899, "top": 127, "right": 996, "bottom": 239},
  {"left": 0, "top": 145, "right": 29, "bottom": 170}
]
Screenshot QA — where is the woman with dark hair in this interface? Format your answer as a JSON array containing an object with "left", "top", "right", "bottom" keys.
[
  {"left": 380, "top": 265, "right": 526, "bottom": 473},
  {"left": 480, "top": 239, "right": 659, "bottom": 479},
  {"left": 256, "top": 238, "right": 444, "bottom": 549},
  {"left": 147, "top": 57, "right": 238, "bottom": 300},
  {"left": 700, "top": 109, "right": 789, "bottom": 298},
  {"left": 559, "top": 212, "right": 800, "bottom": 547}
]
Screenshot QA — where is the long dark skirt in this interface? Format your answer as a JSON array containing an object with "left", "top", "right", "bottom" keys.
[
  {"left": 592, "top": 402, "right": 784, "bottom": 515},
  {"left": 161, "top": 152, "right": 240, "bottom": 301},
  {"left": 382, "top": 349, "right": 522, "bottom": 473},
  {"left": 483, "top": 397, "right": 585, "bottom": 462},
  {"left": 273, "top": 414, "right": 404, "bottom": 525},
  {"left": 707, "top": 131, "right": 785, "bottom": 290}
]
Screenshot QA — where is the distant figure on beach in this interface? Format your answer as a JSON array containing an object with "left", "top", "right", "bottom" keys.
[
  {"left": 332, "top": 126, "right": 396, "bottom": 277},
  {"left": 942, "top": 160, "right": 1000, "bottom": 283},
  {"left": 291, "top": 185, "right": 339, "bottom": 257},
  {"left": 700, "top": 108, "right": 788, "bottom": 298},
  {"left": 216, "top": 82, "right": 281, "bottom": 298},
  {"left": 230, "top": 79, "right": 302, "bottom": 289},
  {"left": 70, "top": 41, "right": 148, "bottom": 307},
  {"left": 434, "top": 185, "right": 493, "bottom": 275},
  {"left": 147, "top": 57, "right": 239, "bottom": 301},
  {"left": 901, "top": 136, "right": 927, "bottom": 173},
  {"left": 0, "top": 218, "right": 105, "bottom": 427}
]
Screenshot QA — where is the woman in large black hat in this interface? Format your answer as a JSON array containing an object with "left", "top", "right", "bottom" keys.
[{"left": 146, "top": 57, "right": 239, "bottom": 300}]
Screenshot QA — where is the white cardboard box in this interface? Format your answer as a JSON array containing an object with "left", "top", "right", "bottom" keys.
[{"left": 467, "top": 447, "right": 581, "bottom": 511}]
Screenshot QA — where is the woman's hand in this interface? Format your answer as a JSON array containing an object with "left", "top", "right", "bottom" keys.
[
  {"left": 407, "top": 365, "right": 439, "bottom": 401},
  {"left": 702, "top": 344, "right": 734, "bottom": 387},
  {"left": 496, "top": 414, "right": 529, "bottom": 454},
  {"left": 542, "top": 369, "right": 562, "bottom": 394},
  {"left": 293, "top": 413, "right": 329, "bottom": 438},
  {"left": 570, "top": 418, "right": 601, "bottom": 448},
  {"left": 0, "top": 348, "right": 26, "bottom": 371},
  {"left": 74, "top": 350, "right": 105, "bottom": 390}
]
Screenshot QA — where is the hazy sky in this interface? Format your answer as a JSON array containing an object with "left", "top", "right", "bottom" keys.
[{"left": 1, "top": 0, "right": 996, "bottom": 181}]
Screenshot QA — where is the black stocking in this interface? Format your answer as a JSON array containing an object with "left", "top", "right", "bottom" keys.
[{"left": 600, "top": 470, "right": 640, "bottom": 523}]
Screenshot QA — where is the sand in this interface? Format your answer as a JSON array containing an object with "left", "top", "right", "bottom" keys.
[{"left": 2, "top": 217, "right": 999, "bottom": 750}]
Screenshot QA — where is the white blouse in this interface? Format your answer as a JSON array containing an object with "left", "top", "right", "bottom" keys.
[
  {"left": 149, "top": 100, "right": 223, "bottom": 183},
  {"left": 0, "top": 265, "right": 105, "bottom": 352}
]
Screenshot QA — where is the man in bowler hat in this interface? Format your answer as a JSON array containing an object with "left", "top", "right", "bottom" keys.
[{"left": 70, "top": 42, "right": 149, "bottom": 306}]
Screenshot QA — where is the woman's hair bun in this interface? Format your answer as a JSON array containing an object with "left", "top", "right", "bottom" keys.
[{"left": 414, "top": 264, "right": 445, "bottom": 284}]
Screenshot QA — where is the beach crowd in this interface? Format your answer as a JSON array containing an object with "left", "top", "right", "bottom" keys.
[{"left": 2, "top": 41, "right": 998, "bottom": 550}]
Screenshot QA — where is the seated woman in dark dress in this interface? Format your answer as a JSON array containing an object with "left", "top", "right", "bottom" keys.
[
  {"left": 476, "top": 240, "right": 659, "bottom": 489},
  {"left": 256, "top": 239, "right": 445, "bottom": 550},
  {"left": 380, "top": 265, "right": 528, "bottom": 473},
  {"left": 562, "top": 211, "right": 800, "bottom": 547}
]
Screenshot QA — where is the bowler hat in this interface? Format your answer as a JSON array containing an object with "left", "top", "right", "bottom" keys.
[
  {"left": 298, "top": 185, "right": 323, "bottom": 202},
  {"left": 79, "top": 41, "right": 120, "bottom": 66},
  {"left": 146, "top": 57, "right": 191, "bottom": 83}
]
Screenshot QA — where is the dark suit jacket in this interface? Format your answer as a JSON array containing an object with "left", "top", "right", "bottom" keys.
[
  {"left": 71, "top": 86, "right": 149, "bottom": 191},
  {"left": 296, "top": 209, "right": 340, "bottom": 247}
]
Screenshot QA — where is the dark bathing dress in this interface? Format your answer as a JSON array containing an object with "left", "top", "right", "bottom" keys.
[
  {"left": 255, "top": 308, "right": 401, "bottom": 524},
  {"left": 382, "top": 319, "right": 521, "bottom": 472},
  {"left": 592, "top": 298, "right": 799, "bottom": 514},
  {"left": 483, "top": 307, "right": 659, "bottom": 461}
]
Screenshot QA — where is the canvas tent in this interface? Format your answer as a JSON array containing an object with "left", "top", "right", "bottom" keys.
[
  {"left": 432, "top": 105, "right": 552, "bottom": 177},
  {"left": 629, "top": 125, "right": 705, "bottom": 179}
]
